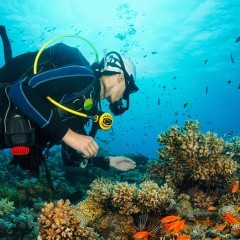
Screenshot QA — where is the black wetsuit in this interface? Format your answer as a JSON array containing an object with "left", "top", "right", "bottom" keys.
[{"left": 0, "top": 43, "right": 110, "bottom": 174}]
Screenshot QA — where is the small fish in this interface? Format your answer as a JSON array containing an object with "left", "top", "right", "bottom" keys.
[
  {"left": 205, "top": 217, "right": 211, "bottom": 226},
  {"left": 204, "top": 59, "right": 208, "bottom": 64},
  {"left": 235, "top": 37, "right": 240, "bottom": 43},
  {"left": 205, "top": 86, "right": 208, "bottom": 94},
  {"left": 160, "top": 215, "right": 180, "bottom": 223},
  {"left": 214, "top": 225, "right": 224, "bottom": 230},
  {"left": 225, "top": 212, "right": 239, "bottom": 225},
  {"left": 208, "top": 206, "right": 216, "bottom": 211},
  {"left": 176, "top": 235, "right": 191, "bottom": 240},
  {"left": 133, "top": 231, "right": 150, "bottom": 240},
  {"left": 172, "top": 220, "right": 187, "bottom": 235},
  {"left": 164, "top": 220, "right": 181, "bottom": 232},
  {"left": 238, "top": 84, "right": 240, "bottom": 89},
  {"left": 230, "top": 53, "right": 234, "bottom": 63},
  {"left": 151, "top": 51, "right": 157, "bottom": 55},
  {"left": 183, "top": 102, "right": 189, "bottom": 108},
  {"left": 228, "top": 80, "right": 231, "bottom": 84},
  {"left": 223, "top": 131, "right": 233, "bottom": 137},
  {"left": 232, "top": 183, "right": 239, "bottom": 193},
  {"left": 157, "top": 98, "right": 160, "bottom": 105},
  {"left": 173, "top": 76, "right": 176, "bottom": 79}
]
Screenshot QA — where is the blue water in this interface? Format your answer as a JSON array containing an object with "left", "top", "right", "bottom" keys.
[{"left": 1, "top": 0, "right": 239, "bottom": 158}]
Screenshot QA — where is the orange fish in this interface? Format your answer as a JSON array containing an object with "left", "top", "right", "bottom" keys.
[
  {"left": 225, "top": 212, "right": 239, "bottom": 225},
  {"left": 232, "top": 183, "right": 239, "bottom": 193},
  {"left": 133, "top": 231, "right": 150, "bottom": 240},
  {"left": 160, "top": 215, "right": 180, "bottom": 223},
  {"left": 205, "top": 217, "right": 211, "bottom": 226},
  {"left": 176, "top": 235, "right": 191, "bottom": 240},
  {"left": 172, "top": 220, "right": 187, "bottom": 235},
  {"left": 208, "top": 206, "right": 216, "bottom": 211},
  {"left": 164, "top": 220, "right": 181, "bottom": 232},
  {"left": 214, "top": 225, "right": 224, "bottom": 230}
]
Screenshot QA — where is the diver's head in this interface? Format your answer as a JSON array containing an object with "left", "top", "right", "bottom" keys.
[{"left": 92, "top": 51, "right": 139, "bottom": 115}]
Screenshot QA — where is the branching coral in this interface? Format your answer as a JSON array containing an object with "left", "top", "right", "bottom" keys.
[
  {"left": 0, "top": 198, "right": 15, "bottom": 217},
  {"left": 37, "top": 199, "right": 98, "bottom": 240},
  {"left": 138, "top": 181, "right": 175, "bottom": 212},
  {"left": 86, "top": 178, "right": 175, "bottom": 215},
  {"left": 149, "top": 120, "right": 238, "bottom": 185},
  {"left": 112, "top": 182, "right": 139, "bottom": 215},
  {"left": 224, "top": 136, "right": 240, "bottom": 163},
  {"left": 87, "top": 178, "right": 114, "bottom": 204}
]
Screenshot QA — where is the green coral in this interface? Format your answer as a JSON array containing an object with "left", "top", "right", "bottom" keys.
[{"left": 0, "top": 198, "right": 15, "bottom": 217}]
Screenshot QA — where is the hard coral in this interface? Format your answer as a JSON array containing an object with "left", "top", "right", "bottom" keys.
[
  {"left": 112, "top": 182, "right": 139, "bottom": 215},
  {"left": 150, "top": 120, "right": 237, "bottom": 184},
  {"left": 93, "top": 210, "right": 135, "bottom": 240},
  {"left": 87, "top": 178, "right": 175, "bottom": 215},
  {"left": 75, "top": 197, "right": 105, "bottom": 226},
  {"left": 138, "top": 181, "right": 175, "bottom": 212},
  {"left": 224, "top": 136, "right": 240, "bottom": 163},
  {"left": 37, "top": 199, "right": 98, "bottom": 240},
  {"left": 87, "top": 178, "right": 113, "bottom": 204},
  {"left": 0, "top": 198, "right": 15, "bottom": 217}
]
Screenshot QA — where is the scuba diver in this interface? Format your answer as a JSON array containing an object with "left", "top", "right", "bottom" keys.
[{"left": 0, "top": 25, "right": 138, "bottom": 187}]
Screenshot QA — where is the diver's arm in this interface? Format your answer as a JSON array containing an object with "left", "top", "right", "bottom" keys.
[
  {"left": 8, "top": 67, "right": 95, "bottom": 141},
  {"left": 90, "top": 156, "right": 136, "bottom": 171},
  {"left": 62, "top": 128, "right": 99, "bottom": 159}
]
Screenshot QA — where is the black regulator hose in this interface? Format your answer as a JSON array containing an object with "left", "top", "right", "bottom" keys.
[{"left": 0, "top": 25, "right": 12, "bottom": 63}]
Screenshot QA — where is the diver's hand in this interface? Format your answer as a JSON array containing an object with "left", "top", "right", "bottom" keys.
[
  {"left": 62, "top": 129, "right": 99, "bottom": 158},
  {"left": 109, "top": 156, "right": 136, "bottom": 171}
]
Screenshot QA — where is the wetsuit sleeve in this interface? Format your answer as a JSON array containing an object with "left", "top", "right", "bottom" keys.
[
  {"left": 8, "top": 66, "right": 96, "bottom": 142},
  {"left": 90, "top": 156, "right": 110, "bottom": 171}
]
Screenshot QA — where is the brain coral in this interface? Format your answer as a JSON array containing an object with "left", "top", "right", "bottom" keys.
[{"left": 149, "top": 120, "right": 237, "bottom": 184}]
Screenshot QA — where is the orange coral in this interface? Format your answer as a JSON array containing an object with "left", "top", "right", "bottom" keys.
[{"left": 38, "top": 199, "right": 98, "bottom": 240}]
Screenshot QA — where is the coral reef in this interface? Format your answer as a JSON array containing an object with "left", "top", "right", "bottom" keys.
[
  {"left": 187, "top": 185, "right": 217, "bottom": 210},
  {"left": 137, "top": 181, "right": 175, "bottom": 212},
  {"left": 112, "top": 181, "right": 139, "bottom": 215},
  {"left": 149, "top": 120, "right": 237, "bottom": 186},
  {"left": 224, "top": 136, "right": 240, "bottom": 163},
  {"left": 1, "top": 119, "right": 240, "bottom": 239},
  {"left": 38, "top": 199, "right": 98, "bottom": 240},
  {"left": 87, "top": 178, "right": 114, "bottom": 204},
  {"left": 75, "top": 197, "right": 105, "bottom": 226},
  {"left": 87, "top": 178, "right": 175, "bottom": 215},
  {"left": 93, "top": 211, "right": 135, "bottom": 240},
  {"left": 0, "top": 198, "right": 15, "bottom": 217}
]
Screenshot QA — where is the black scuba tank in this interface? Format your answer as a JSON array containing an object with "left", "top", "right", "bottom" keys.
[{"left": 4, "top": 108, "right": 35, "bottom": 155}]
